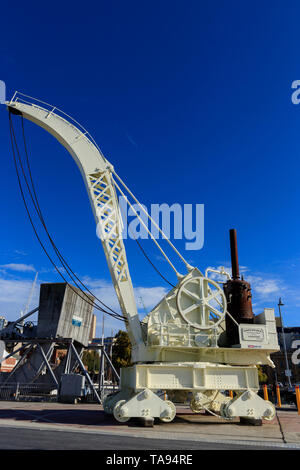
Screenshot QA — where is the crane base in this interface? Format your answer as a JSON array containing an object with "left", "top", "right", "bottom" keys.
[
  {"left": 104, "top": 388, "right": 176, "bottom": 423},
  {"left": 103, "top": 363, "right": 275, "bottom": 424}
]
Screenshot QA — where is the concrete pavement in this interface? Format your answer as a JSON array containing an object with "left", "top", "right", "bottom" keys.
[{"left": 0, "top": 401, "right": 299, "bottom": 449}]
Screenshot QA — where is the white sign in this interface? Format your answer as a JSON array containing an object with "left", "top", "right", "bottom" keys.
[
  {"left": 241, "top": 327, "right": 265, "bottom": 342},
  {"left": 72, "top": 315, "right": 83, "bottom": 327}
]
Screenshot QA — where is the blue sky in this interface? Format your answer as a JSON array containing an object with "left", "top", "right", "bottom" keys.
[{"left": 0, "top": 1, "right": 300, "bottom": 335}]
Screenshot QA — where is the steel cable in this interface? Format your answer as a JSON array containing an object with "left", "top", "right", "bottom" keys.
[
  {"left": 8, "top": 112, "right": 125, "bottom": 322},
  {"left": 19, "top": 116, "right": 123, "bottom": 319}
]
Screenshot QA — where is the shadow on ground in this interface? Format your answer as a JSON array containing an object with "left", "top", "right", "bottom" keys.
[
  {"left": 0, "top": 407, "right": 243, "bottom": 428},
  {"left": 0, "top": 408, "right": 115, "bottom": 426}
]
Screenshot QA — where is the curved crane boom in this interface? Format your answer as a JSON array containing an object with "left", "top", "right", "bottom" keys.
[
  {"left": 6, "top": 93, "right": 280, "bottom": 425},
  {"left": 6, "top": 93, "right": 145, "bottom": 361}
]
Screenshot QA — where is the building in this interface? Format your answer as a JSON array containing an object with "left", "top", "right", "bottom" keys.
[
  {"left": 0, "top": 355, "right": 17, "bottom": 373},
  {"left": 263, "top": 325, "right": 300, "bottom": 385},
  {"left": 0, "top": 317, "right": 7, "bottom": 331}
]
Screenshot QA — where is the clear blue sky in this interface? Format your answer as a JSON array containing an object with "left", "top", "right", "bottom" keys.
[{"left": 0, "top": 1, "right": 300, "bottom": 335}]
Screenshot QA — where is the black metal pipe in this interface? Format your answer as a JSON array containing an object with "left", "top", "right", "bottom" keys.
[{"left": 229, "top": 229, "right": 240, "bottom": 279}]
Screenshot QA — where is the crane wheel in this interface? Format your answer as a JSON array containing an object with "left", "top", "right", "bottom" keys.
[
  {"left": 263, "top": 401, "right": 276, "bottom": 421},
  {"left": 113, "top": 400, "right": 130, "bottom": 423},
  {"left": 159, "top": 400, "right": 176, "bottom": 423}
]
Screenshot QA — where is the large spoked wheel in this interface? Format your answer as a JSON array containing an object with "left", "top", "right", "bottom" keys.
[
  {"left": 176, "top": 276, "right": 227, "bottom": 330},
  {"left": 113, "top": 400, "right": 130, "bottom": 423},
  {"left": 160, "top": 400, "right": 177, "bottom": 423}
]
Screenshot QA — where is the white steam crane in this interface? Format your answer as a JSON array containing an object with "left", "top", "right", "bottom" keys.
[{"left": 6, "top": 92, "right": 279, "bottom": 425}]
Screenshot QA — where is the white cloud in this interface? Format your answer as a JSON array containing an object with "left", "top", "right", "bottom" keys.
[
  {"left": 13, "top": 250, "right": 28, "bottom": 256},
  {"left": 75, "top": 276, "right": 169, "bottom": 336},
  {"left": 247, "top": 276, "right": 281, "bottom": 297},
  {"left": 0, "top": 263, "right": 36, "bottom": 273},
  {"left": 0, "top": 277, "right": 40, "bottom": 321},
  {"left": 81, "top": 276, "right": 168, "bottom": 313},
  {"left": 135, "top": 286, "right": 168, "bottom": 311},
  {"left": 205, "top": 265, "right": 232, "bottom": 282}
]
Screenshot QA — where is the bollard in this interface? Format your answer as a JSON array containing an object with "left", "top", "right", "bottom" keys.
[
  {"left": 296, "top": 386, "right": 300, "bottom": 415},
  {"left": 276, "top": 384, "right": 281, "bottom": 408},
  {"left": 263, "top": 384, "right": 269, "bottom": 401},
  {"left": 229, "top": 390, "right": 233, "bottom": 399}
]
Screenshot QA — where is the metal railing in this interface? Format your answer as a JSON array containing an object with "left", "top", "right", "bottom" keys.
[
  {"left": 0, "top": 383, "right": 58, "bottom": 401},
  {"left": 0, "top": 381, "right": 119, "bottom": 403},
  {"left": 8, "top": 91, "right": 106, "bottom": 159}
]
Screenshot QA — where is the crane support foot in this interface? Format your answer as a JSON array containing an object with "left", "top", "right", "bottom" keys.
[
  {"left": 111, "top": 388, "right": 176, "bottom": 424},
  {"left": 222, "top": 390, "right": 276, "bottom": 421}
]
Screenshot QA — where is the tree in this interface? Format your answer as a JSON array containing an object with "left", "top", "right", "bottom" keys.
[
  {"left": 82, "top": 350, "right": 100, "bottom": 373},
  {"left": 112, "top": 330, "right": 132, "bottom": 371}
]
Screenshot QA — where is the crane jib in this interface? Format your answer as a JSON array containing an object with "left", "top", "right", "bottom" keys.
[{"left": 6, "top": 94, "right": 146, "bottom": 358}]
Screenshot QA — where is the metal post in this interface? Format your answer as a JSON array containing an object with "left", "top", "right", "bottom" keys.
[
  {"left": 70, "top": 343, "right": 101, "bottom": 404},
  {"left": 108, "top": 329, "right": 113, "bottom": 383},
  {"left": 99, "top": 346, "right": 105, "bottom": 401},
  {"left": 15, "top": 383, "right": 20, "bottom": 401},
  {"left": 64, "top": 343, "right": 72, "bottom": 374},
  {"left": 278, "top": 298, "right": 292, "bottom": 388},
  {"left": 276, "top": 384, "right": 282, "bottom": 408},
  {"left": 37, "top": 343, "right": 58, "bottom": 386},
  {"left": 102, "top": 347, "right": 120, "bottom": 381},
  {"left": 98, "top": 314, "right": 105, "bottom": 400},
  {"left": 295, "top": 385, "right": 300, "bottom": 415},
  {"left": 263, "top": 384, "right": 269, "bottom": 401}
]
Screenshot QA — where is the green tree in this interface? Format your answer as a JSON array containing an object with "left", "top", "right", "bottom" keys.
[
  {"left": 112, "top": 330, "right": 132, "bottom": 371},
  {"left": 82, "top": 350, "right": 100, "bottom": 373}
]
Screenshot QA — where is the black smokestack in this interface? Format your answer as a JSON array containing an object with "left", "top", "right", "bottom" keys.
[{"left": 223, "top": 228, "right": 254, "bottom": 346}]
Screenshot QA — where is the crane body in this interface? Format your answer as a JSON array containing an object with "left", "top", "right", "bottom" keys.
[{"left": 6, "top": 93, "right": 279, "bottom": 425}]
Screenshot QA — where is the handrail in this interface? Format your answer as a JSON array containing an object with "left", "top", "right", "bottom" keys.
[{"left": 8, "top": 91, "right": 106, "bottom": 159}]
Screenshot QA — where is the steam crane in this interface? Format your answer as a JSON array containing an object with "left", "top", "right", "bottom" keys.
[{"left": 6, "top": 92, "right": 279, "bottom": 425}]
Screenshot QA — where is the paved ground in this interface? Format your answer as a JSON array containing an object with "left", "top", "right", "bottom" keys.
[
  {"left": 0, "top": 401, "right": 299, "bottom": 450},
  {"left": 0, "top": 426, "right": 289, "bottom": 450}
]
